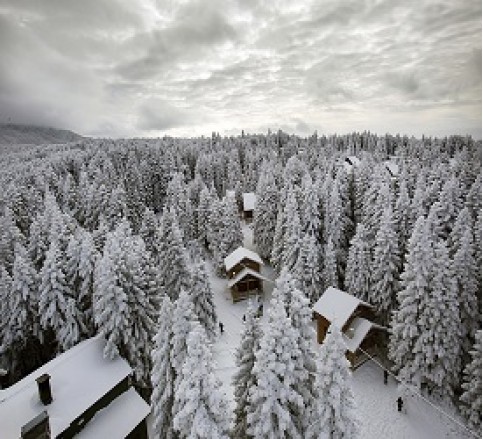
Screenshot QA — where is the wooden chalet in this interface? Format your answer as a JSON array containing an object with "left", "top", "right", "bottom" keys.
[
  {"left": 0, "top": 336, "right": 150, "bottom": 439},
  {"left": 343, "top": 155, "right": 361, "bottom": 173},
  {"left": 313, "top": 287, "right": 387, "bottom": 369},
  {"left": 242, "top": 193, "right": 256, "bottom": 221},
  {"left": 224, "top": 247, "right": 267, "bottom": 302},
  {"left": 383, "top": 160, "right": 399, "bottom": 178}
]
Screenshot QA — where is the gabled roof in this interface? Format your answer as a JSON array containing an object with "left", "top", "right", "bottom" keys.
[
  {"left": 342, "top": 317, "right": 387, "bottom": 353},
  {"left": 312, "top": 287, "right": 373, "bottom": 329},
  {"left": 345, "top": 156, "right": 361, "bottom": 167},
  {"left": 76, "top": 388, "right": 150, "bottom": 439},
  {"left": 224, "top": 246, "right": 263, "bottom": 271},
  {"left": 0, "top": 336, "right": 135, "bottom": 438},
  {"left": 243, "top": 192, "right": 256, "bottom": 211},
  {"left": 227, "top": 267, "right": 270, "bottom": 288},
  {"left": 384, "top": 161, "right": 399, "bottom": 177}
]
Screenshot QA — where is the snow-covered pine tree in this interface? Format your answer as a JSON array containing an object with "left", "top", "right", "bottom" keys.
[
  {"left": 197, "top": 185, "right": 213, "bottom": 248},
  {"left": 294, "top": 232, "right": 322, "bottom": 306},
  {"left": 394, "top": 177, "right": 411, "bottom": 255},
  {"left": 306, "top": 327, "right": 359, "bottom": 439},
  {"left": 453, "top": 225, "right": 479, "bottom": 351},
  {"left": 232, "top": 300, "right": 262, "bottom": 439},
  {"left": 156, "top": 207, "right": 191, "bottom": 300},
  {"left": 389, "top": 217, "right": 432, "bottom": 389},
  {"left": 173, "top": 322, "right": 230, "bottom": 439},
  {"left": 151, "top": 297, "right": 176, "bottom": 439},
  {"left": 390, "top": 217, "right": 461, "bottom": 397},
  {"left": 139, "top": 207, "right": 159, "bottom": 256},
  {"left": 301, "top": 174, "right": 321, "bottom": 238},
  {"left": 93, "top": 240, "right": 130, "bottom": 360},
  {"left": 322, "top": 238, "right": 338, "bottom": 290},
  {"left": 5, "top": 244, "right": 39, "bottom": 348},
  {"left": 208, "top": 196, "right": 230, "bottom": 275},
  {"left": 281, "top": 198, "right": 302, "bottom": 273},
  {"left": 344, "top": 223, "right": 371, "bottom": 302},
  {"left": 77, "top": 230, "right": 98, "bottom": 335},
  {"left": 459, "top": 330, "right": 482, "bottom": 431},
  {"left": 247, "top": 293, "right": 304, "bottom": 439},
  {"left": 222, "top": 194, "right": 243, "bottom": 255},
  {"left": 271, "top": 185, "right": 299, "bottom": 273},
  {"left": 119, "top": 234, "right": 157, "bottom": 384},
  {"left": 270, "top": 183, "right": 291, "bottom": 272},
  {"left": 370, "top": 207, "right": 400, "bottom": 324},
  {"left": 418, "top": 239, "right": 460, "bottom": 398},
  {"left": 448, "top": 206, "right": 472, "bottom": 257},
  {"left": 0, "top": 207, "right": 24, "bottom": 274},
  {"left": 1, "top": 245, "right": 43, "bottom": 379},
  {"left": 171, "top": 289, "right": 197, "bottom": 386},
  {"left": 39, "top": 239, "right": 84, "bottom": 352},
  {"left": 286, "top": 273, "right": 318, "bottom": 435},
  {"left": 253, "top": 162, "right": 279, "bottom": 260},
  {"left": 188, "top": 260, "right": 217, "bottom": 339},
  {"left": 0, "top": 265, "right": 12, "bottom": 345}
]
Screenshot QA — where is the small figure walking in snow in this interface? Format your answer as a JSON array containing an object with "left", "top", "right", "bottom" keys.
[
  {"left": 384, "top": 370, "right": 388, "bottom": 385},
  {"left": 397, "top": 397, "right": 403, "bottom": 412},
  {"left": 242, "top": 314, "right": 246, "bottom": 322},
  {"left": 219, "top": 322, "right": 224, "bottom": 334}
]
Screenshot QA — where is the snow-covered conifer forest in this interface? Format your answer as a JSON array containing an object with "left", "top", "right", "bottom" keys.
[{"left": 0, "top": 131, "right": 481, "bottom": 438}]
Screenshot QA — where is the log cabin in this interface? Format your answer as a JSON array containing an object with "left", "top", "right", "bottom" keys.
[
  {"left": 0, "top": 336, "right": 150, "bottom": 439},
  {"left": 242, "top": 193, "right": 256, "bottom": 221},
  {"left": 313, "top": 287, "right": 387, "bottom": 369},
  {"left": 224, "top": 247, "right": 266, "bottom": 302}
]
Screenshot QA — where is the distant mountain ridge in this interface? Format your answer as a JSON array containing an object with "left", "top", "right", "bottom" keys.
[{"left": 0, "top": 123, "right": 84, "bottom": 145}]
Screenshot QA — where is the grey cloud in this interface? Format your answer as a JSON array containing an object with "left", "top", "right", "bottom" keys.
[
  {"left": 137, "top": 100, "right": 200, "bottom": 131},
  {"left": 0, "top": 0, "right": 480, "bottom": 138}
]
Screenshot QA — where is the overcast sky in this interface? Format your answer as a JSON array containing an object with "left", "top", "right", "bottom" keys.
[{"left": 0, "top": 0, "right": 481, "bottom": 138}]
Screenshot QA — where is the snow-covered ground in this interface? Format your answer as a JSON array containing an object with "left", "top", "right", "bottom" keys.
[{"left": 209, "top": 223, "right": 472, "bottom": 439}]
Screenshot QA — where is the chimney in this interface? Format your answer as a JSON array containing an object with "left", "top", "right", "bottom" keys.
[
  {"left": 21, "top": 411, "right": 51, "bottom": 439},
  {"left": 36, "top": 374, "right": 53, "bottom": 405}
]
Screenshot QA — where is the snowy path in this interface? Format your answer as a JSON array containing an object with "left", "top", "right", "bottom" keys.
[{"left": 209, "top": 223, "right": 472, "bottom": 439}]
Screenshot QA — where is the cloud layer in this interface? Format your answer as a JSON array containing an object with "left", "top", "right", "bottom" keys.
[{"left": 0, "top": 0, "right": 481, "bottom": 138}]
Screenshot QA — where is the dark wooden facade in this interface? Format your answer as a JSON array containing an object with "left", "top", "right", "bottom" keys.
[
  {"left": 243, "top": 209, "right": 253, "bottom": 221},
  {"left": 56, "top": 377, "right": 148, "bottom": 439},
  {"left": 230, "top": 275, "right": 262, "bottom": 302},
  {"left": 227, "top": 258, "right": 261, "bottom": 279},
  {"left": 315, "top": 303, "right": 381, "bottom": 369}
]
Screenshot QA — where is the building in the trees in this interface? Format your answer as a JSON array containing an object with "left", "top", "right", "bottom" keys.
[
  {"left": 224, "top": 246, "right": 267, "bottom": 302},
  {"left": 383, "top": 160, "right": 399, "bottom": 178},
  {"left": 313, "top": 287, "right": 387, "bottom": 368},
  {"left": 0, "top": 336, "right": 150, "bottom": 439},
  {"left": 343, "top": 155, "right": 361, "bottom": 173},
  {"left": 242, "top": 193, "right": 256, "bottom": 221}
]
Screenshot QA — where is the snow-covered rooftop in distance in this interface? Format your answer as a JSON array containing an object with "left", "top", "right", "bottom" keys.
[
  {"left": 345, "top": 155, "right": 361, "bottom": 167},
  {"left": 243, "top": 192, "right": 256, "bottom": 211},
  {"left": 342, "top": 317, "right": 387, "bottom": 353},
  {"left": 313, "top": 287, "right": 373, "bottom": 329},
  {"left": 384, "top": 161, "right": 399, "bottom": 177},
  {"left": 226, "top": 190, "right": 236, "bottom": 198},
  {"left": 0, "top": 336, "right": 132, "bottom": 438},
  {"left": 76, "top": 388, "right": 149, "bottom": 439},
  {"left": 227, "top": 267, "right": 271, "bottom": 288},
  {"left": 224, "top": 246, "right": 263, "bottom": 271}
]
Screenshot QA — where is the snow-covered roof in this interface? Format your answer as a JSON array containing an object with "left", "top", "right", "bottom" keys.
[
  {"left": 226, "top": 190, "right": 236, "bottom": 198},
  {"left": 76, "top": 388, "right": 150, "bottom": 439},
  {"left": 224, "top": 246, "right": 263, "bottom": 271},
  {"left": 342, "top": 317, "right": 387, "bottom": 353},
  {"left": 345, "top": 156, "right": 361, "bottom": 167},
  {"left": 312, "top": 287, "right": 373, "bottom": 329},
  {"left": 227, "top": 267, "right": 270, "bottom": 288},
  {"left": 243, "top": 192, "right": 256, "bottom": 211},
  {"left": 0, "top": 336, "right": 134, "bottom": 438},
  {"left": 384, "top": 161, "right": 399, "bottom": 177}
]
